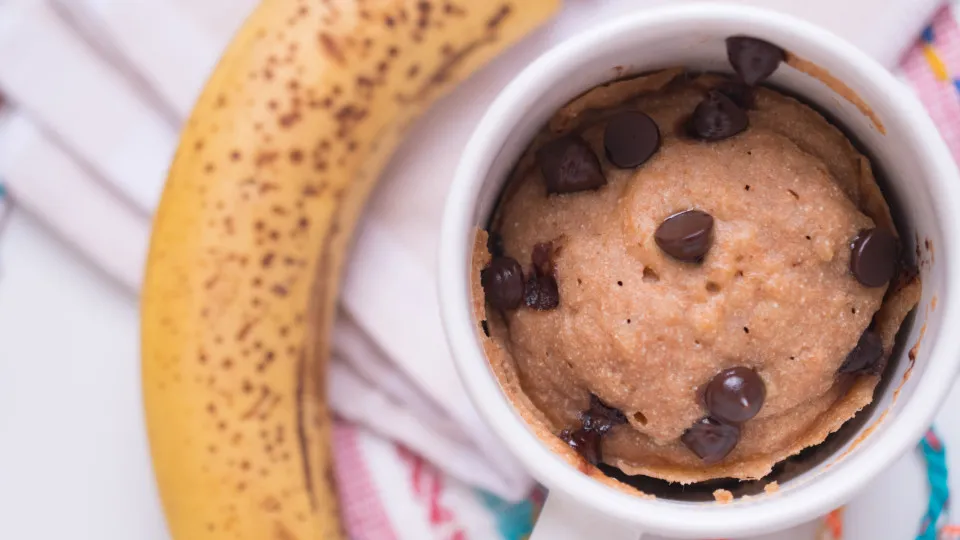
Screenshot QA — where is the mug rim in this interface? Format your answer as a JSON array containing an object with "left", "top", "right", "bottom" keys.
[{"left": 439, "top": 3, "right": 960, "bottom": 537}]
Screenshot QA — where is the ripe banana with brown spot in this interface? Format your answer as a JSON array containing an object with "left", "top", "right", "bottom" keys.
[{"left": 141, "top": 1, "right": 559, "bottom": 538}]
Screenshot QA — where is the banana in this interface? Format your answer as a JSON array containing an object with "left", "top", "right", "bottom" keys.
[{"left": 141, "top": 0, "right": 559, "bottom": 538}]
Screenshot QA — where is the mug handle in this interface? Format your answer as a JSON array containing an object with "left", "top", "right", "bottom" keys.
[{"left": 530, "top": 491, "right": 644, "bottom": 540}]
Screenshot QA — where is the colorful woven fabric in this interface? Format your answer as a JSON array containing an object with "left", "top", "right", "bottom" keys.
[
  {"left": 918, "top": 429, "right": 951, "bottom": 539},
  {"left": 331, "top": 421, "right": 540, "bottom": 540},
  {"left": 901, "top": 5, "right": 960, "bottom": 163},
  {"left": 817, "top": 508, "right": 845, "bottom": 540}
]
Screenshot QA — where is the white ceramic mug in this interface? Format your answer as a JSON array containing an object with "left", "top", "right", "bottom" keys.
[{"left": 439, "top": 4, "right": 960, "bottom": 539}]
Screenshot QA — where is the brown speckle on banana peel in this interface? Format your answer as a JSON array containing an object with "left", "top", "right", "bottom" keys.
[{"left": 141, "top": 1, "right": 560, "bottom": 539}]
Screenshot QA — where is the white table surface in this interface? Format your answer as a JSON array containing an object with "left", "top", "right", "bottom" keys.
[
  {"left": 0, "top": 209, "right": 954, "bottom": 540},
  {"left": 0, "top": 209, "right": 167, "bottom": 539}
]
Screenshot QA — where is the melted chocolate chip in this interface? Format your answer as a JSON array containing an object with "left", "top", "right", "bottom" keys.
[
  {"left": 536, "top": 135, "right": 606, "bottom": 194},
  {"left": 524, "top": 242, "right": 560, "bottom": 310},
  {"left": 654, "top": 210, "right": 715, "bottom": 263},
  {"left": 581, "top": 394, "right": 627, "bottom": 434},
  {"left": 839, "top": 328, "right": 885, "bottom": 375},
  {"left": 524, "top": 273, "right": 559, "bottom": 310},
  {"left": 681, "top": 417, "right": 740, "bottom": 464},
  {"left": 689, "top": 91, "right": 749, "bottom": 141},
  {"left": 704, "top": 367, "right": 766, "bottom": 424},
  {"left": 480, "top": 257, "right": 524, "bottom": 310},
  {"left": 726, "top": 36, "right": 786, "bottom": 86},
  {"left": 603, "top": 111, "right": 661, "bottom": 168},
  {"left": 560, "top": 428, "right": 601, "bottom": 465},
  {"left": 850, "top": 228, "right": 898, "bottom": 288},
  {"left": 559, "top": 395, "right": 626, "bottom": 465}
]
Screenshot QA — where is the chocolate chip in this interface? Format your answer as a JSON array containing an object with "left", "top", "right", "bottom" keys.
[
  {"left": 581, "top": 394, "right": 627, "bottom": 434},
  {"left": 681, "top": 417, "right": 740, "bottom": 464},
  {"left": 536, "top": 135, "right": 606, "bottom": 194},
  {"left": 481, "top": 257, "right": 524, "bottom": 310},
  {"left": 704, "top": 367, "right": 766, "bottom": 424},
  {"left": 839, "top": 328, "right": 884, "bottom": 374},
  {"left": 654, "top": 210, "right": 715, "bottom": 262},
  {"left": 603, "top": 111, "right": 660, "bottom": 168},
  {"left": 524, "top": 242, "right": 560, "bottom": 310},
  {"left": 524, "top": 273, "right": 559, "bottom": 310},
  {"left": 560, "top": 428, "right": 601, "bottom": 465},
  {"left": 850, "top": 228, "right": 898, "bottom": 288},
  {"left": 726, "top": 36, "right": 785, "bottom": 86},
  {"left": 689, "top": 91, "right": 748, "bottom": 141}
]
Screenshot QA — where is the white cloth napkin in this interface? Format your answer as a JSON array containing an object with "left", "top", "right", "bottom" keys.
[{"left": 0, "top": 0, "right": 942, "bottom": 501}]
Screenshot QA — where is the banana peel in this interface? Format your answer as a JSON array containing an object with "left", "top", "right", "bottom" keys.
[{"left": 141, "top": 1, "right": 560, "bottom": 539}]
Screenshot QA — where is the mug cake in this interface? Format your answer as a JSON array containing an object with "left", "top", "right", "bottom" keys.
[{"left": 472, "top": 37, "right": 921, "bottom": 488}]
